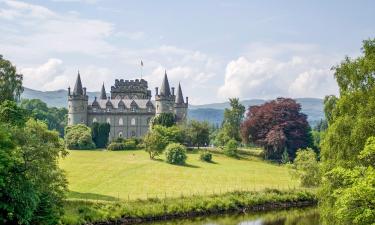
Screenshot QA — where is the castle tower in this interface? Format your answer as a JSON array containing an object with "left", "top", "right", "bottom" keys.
[
  {"left": 68, "top": 72, "right": 88, "bottom": 125},
  {"left": 174, "top": 82, "right": 188, "bottom": 123},
  {"left": 155, "top": 71, "right": 175, "bottom": 116}
]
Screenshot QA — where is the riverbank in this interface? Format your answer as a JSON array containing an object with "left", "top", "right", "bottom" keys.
[{"left": 62, "top": 189, "right": 317, "bottom": 225}]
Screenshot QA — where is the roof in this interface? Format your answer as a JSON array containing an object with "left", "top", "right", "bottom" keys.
[
  {"left": 175, "top": 83, "right": 184, "bottom": 104},
  {"left": 100, "top": 83, "right": 107, "bottom": 99},
  {"left": 91, "top": 99, "right": 155, "bottom": 109},
  {"left": 159, "top": 71, "right": 171, "bottom": 96},
  {"left": 73, "top": 72, "right": 83, "bottom": 95}
]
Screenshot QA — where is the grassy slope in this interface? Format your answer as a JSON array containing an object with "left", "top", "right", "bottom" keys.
[{"left": 60, "top": 149, "right": 299, "bottom": 201}]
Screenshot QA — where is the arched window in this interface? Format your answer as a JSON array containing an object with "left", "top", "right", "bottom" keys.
[
  {"left": 148, "top": 107, "right": 152, "bottom": 112},
  {"left": 106, "top": 117, "right": 111, "bottom": 124},
  {"left": 119, "top": 118, "right": 123, "bottom": 125},
  {"left": 93, "top": 118, "right": 97, "bottom": 123},
  {"left": 118, "top": 132, "right": 123, "bottom": 138},
  {"left": 131, "top": 118, "right": 136, "bottom": 126}
]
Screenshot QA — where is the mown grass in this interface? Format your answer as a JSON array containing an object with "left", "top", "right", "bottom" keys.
[
  {"left": 59, "top": 149, "right": 299, "bottom": 201},
  {"left": 62, "top": 189, "right": 317, "bottom": 225}
]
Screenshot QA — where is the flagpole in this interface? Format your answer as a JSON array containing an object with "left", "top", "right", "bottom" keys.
[{"left": 140, "top": 60, "right": 143, "bottom": 80}]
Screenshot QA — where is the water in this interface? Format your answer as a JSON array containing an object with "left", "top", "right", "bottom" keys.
[{"left": 139, "top": 207, "right": 320, "bottom": 225}]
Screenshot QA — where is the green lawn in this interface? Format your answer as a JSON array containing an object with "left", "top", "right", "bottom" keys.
[{"left": 60, "top": 149, "right": 299, "bottom": 201}]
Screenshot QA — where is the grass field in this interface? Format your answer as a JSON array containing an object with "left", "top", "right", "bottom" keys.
[{"left": 60, "top": 149, "right": 299, "bottom": 201}]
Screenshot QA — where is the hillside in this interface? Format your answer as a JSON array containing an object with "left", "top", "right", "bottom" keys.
[{"left": 21, "top": 87, "right": 325, "bottom": 126}]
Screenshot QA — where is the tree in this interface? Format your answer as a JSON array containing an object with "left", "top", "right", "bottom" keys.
[
  {"left": 224, "top": 139, "right": 238, "bottom": 158},
  {"left": 64, "top": 124, "right": 96, "bottom": 150},
  {"left": 152, "top": 125, "right": 185, "bottom": 144},
  {"left": 319, "top": 39, "right": 375, "bottom": 224},
  {"left": 323, "top": 95, "right": 338, "bottom": 124},
  {"left": 143, "top": 131, "right": 168, "bottom": 159},
  {"left": 222, "top": 98, "right": 245, "bottom": 142},
  {"left": 165, "top": 143, "right": 187, "bottom": 165},
  {"left": 241, "top": 98, "right": 313, "bottom": 160},
  {"left": 186, "top": 120, "right": 210, "bottom": 148},
  {"left": 0, "top": 55, "right": 23, "bottom": 102},
  {"left": 91, "top": 122, "right": 110, "bottom": 148},
  {"left": 0, "top": 100, "right": 28, "bottom": 127},
  {"left": 20, "top": 99, "right": 68, "bottom": 136},
  {"left": 0, "top": 119, "right": 67, "bottom": 224},
  {"left": 153, "top": 113, "right": 176, "bottom": 127},
  {"left": 289, "top": 148, "right": 320, "bottom": 187}
]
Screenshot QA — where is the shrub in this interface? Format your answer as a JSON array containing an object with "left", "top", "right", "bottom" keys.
[
  {"left": 124, "top": 139, "right": 137, "bottom": 149},
  {"left": 289, "top": 148, "right": 320, "bottom": 187},
  {"left": 200, "top": 151, "right": 212, "bottom": 162},
  {"left": 224, "top": 139, "right": 238, "bottom": 157},
  {"left": 165, "top": 143, "right": 187, "bottom": 165},
  {"left": 144, "top": 131, "right": 168, "bottom": 159},
  {"left": 107, "top": 142, "right": 126, "bottom": 151},
  {"left": 65, "top": 124, "right": 96, "bottom": 150}
]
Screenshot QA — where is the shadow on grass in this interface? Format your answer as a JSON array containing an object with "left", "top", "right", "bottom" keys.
[{"left": 67, "top": 191, "right": 118, "bottom": 201}]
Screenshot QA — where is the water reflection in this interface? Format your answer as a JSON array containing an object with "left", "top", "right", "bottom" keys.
[{"left": 138, "top": 207, "right": 319, "bottom": 225}]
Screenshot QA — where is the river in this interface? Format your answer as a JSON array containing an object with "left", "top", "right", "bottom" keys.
[{"left": 138, "top": 207, "right": 319, "bottom": 225}]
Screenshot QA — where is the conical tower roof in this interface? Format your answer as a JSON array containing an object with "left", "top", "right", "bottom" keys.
[
  {"left": 100, "top": 83, "right": 107, "bottom": 99},
  {"left": 73, "top": 71, "right": 83, "bottom": 95},
  {"left": 175, "top": 82, "right": 184, "bottom": 104},
  {"left": 159, "top": 70, "right": 171, "bottom": 96}
]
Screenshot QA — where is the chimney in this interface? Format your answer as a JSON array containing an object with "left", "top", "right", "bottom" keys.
[
  {"left": 186, "top": 96, "right": 189, "bottom": 105},
  {"left": 155, "top": 87, "right": 159, "bottom": 95},
  {"left": 68, "top": 87, "right": 71, "bottom": 96},
  {"left": 171, "top": 87, "right": 175, "bottom": 96},
  {"left": 83, "top": 87, "right": 86, "bottom": 96}
]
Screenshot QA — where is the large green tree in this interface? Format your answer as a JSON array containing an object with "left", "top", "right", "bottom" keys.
[
  {"left": 20, "top": 99, "right": 68, "bottom": 136},
  {"left": 65, "top": 124, "right": 96, "bottom": 150},
  {"left": 222, "top": 98, "right": 245, "bottom": 142},
  {"left": 320, "top": 39, "right": 375, "bottom": 224},
  {"left": 0, "top": 119, "right": 68, "bottom": 224},
  {"left": 186, "top": 120, "right": 210, "bottom": 148},
  {"left": 0, "top": 55, "right": 23, "bottom": 102},
  {"left": 153, "top": 113, "right": 176, "bottom": 127}
]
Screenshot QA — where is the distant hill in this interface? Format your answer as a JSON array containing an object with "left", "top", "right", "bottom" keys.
[{"left": 21, "top": 87, "right": 325, "bottom": 126}]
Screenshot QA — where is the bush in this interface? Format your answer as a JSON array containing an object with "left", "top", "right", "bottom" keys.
[
  {"left": 107, "top": 142, "right": 126, "bottom": 151},
  {"left": 224, "top": 139, "right": 238, "bottom": 157},
  {"left": 289, "top": 148, "right": 320, "bottom": 187},
  {"left": 65, "top": 124, "right": 96, "bottom": 150},
  {"left": 124, "top": 139, "right": 137, "bottom": 149},
  {"left": 165, "top": 143, "right": 187, "bottom": 165},
  {"left": 200, "top": 151, "right": 212, "bottom": 162},
  {"left": 144, "top": 131, "right": 168, "bottom": 159}
]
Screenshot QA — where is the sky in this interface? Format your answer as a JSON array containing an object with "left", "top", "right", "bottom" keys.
[{"left": 0, "top": 0, "right": 374, "bottom": 104}]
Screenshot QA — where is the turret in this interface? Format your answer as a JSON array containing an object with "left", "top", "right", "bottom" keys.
[
  {"left": 68, "top": 71, "right": 88, "bottom": 125},
  {"left": 174, "top": 82, "right": 188, "bottom": 123},
  {"left": 155, "top": 70, "right": 175, "bottom": 115},
  {"left": 100, "top": 83, "right": 107, "bottom": 100}
]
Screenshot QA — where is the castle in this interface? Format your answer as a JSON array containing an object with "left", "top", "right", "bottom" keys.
[{"left": 67, "top": 71, "right": 188, "bottom": 139}]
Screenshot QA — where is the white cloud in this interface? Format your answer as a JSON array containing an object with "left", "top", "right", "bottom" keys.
[{"left": 218, "top": 45, "right": 340, "bottom": 100}]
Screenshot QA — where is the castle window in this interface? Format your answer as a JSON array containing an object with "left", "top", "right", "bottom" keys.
[
  {"left": 93, "top": 108, "right": 97, "bottom": 112},
  {"left": 118, "top": 132, "right": 123, "bottom": 138},
  {"left": 148, "top": 107, "right": 152, "bottom": 112},
  {"left": 131, "top": 107, "right": 136, "bottom": 112},
  {"left": 169, "top": 106, "right": 173, "bottom": 111},
  {"left": 131, "top": 118, "right": 136, "bottom": 126},
  {"left": 119, "top": 118, "right": 123, "bottom": 125},
  {"left": 93, "top": 118, "right": 97, "bottom": 123},
  {"left": 131, "top": 131, "right": 136, "bottom": 137},
  {"left": 107, "top": 108, "right": 111, "bottom": 112},
  {"left": 106, "top": 118, "right": 111, "bottom": 124}
]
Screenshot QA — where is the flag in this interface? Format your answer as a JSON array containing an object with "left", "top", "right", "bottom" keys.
[{"left": 141, "top": 60, "right": 143, "bottom": 67}]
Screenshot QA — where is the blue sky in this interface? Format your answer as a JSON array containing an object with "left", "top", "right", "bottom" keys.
[{"left": 1, "top": 0, "right": 374, "bottom": 104}]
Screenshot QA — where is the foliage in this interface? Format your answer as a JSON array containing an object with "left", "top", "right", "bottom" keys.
[
  {"left": 200, "top": 151, "right": 212, "bottom": 162},
  {"left": 153, "top": 112, "right": 176, "bottom": 127},
  {"left": 143, "top": 131, "right": 168, "bottom": 159},
  {"left": 289, "top": 148, "right": 320, "bottom": 187},
  {"left": 241, "top": 97, "right": 313, "bottom": 160},
  {"left": 107, "top": 138, "right": 138, "bottom": 151},
  {"left": 185, "top": 120, "right": 210, "bottom": 148},
  {"left": 213, "top": 128, "right": 231, "bottom": 147},
  {"left": 323, "top": 95, "right": 338, "bottom": 125},
  {"left": 165, "top": 143, "right": 187, "bottom": 165},
  {"left": 65, "top": 124, "right": 96, "bottom": 150},
  {"left": 0, "top": 55, "right": 23, "bottom": 102},
  {"left": 20, "top": 99, "right": 67, "bottom": 136},
  {"left": 152, "top": 125, "right": 185, "bottom": 144},
  {"left": 224, "top": 139, "right": 238, "bottom": 158},
  {"left": 221, "top": 98, "right": 245, "bottom": 142},
  {"left": 319, "top": 39, "right": 375, "bottom": 224},
  {"left": 281, "top": 148, "right": 290, "bottom": 164},
  {"left": 91, "top": 122, "right": 110, "bottom": 148},
  {"left": 0, "top": 119, "right": 67, "bottom": 225},
  {"left": 0, "top": 100, "right": 28, "bottom": 127},
  {"left": 62, "top": 189, "right": 317, "bottom": 225}
]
